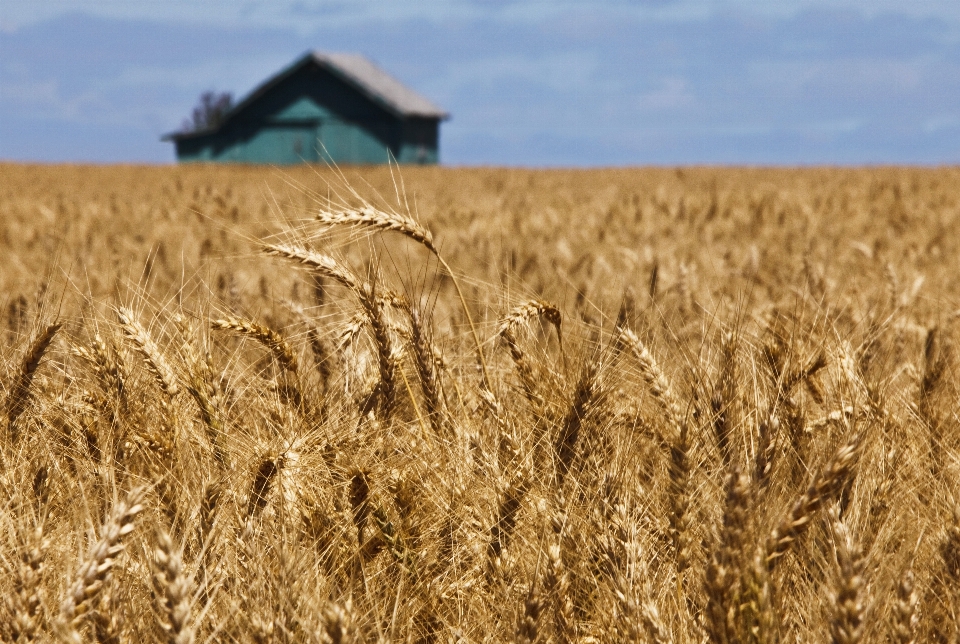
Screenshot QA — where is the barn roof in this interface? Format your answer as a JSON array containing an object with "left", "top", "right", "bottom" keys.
[
  {"left": 313, "top": 52, "right": 448, "bottom": 119},
  {"left": 164, "top": 51, "right": 447, "bottom": 141}
]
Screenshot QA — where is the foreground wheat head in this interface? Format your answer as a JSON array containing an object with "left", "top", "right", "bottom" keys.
[{"left": 1, "top": 164, "right": 959, "bottom": 642}]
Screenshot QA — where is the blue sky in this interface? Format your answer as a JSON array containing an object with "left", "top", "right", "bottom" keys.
[{"left": 2, "top": 1, "right": 959, "bottom": 165}]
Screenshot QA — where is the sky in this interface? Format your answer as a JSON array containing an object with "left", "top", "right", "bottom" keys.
[{"left": 2, "top": 0, "right": 960, "bottom": 166}]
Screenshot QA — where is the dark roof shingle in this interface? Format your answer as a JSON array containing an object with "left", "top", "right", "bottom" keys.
[{"left": 314, "top": 52, "right": 447, "bottom": 119}]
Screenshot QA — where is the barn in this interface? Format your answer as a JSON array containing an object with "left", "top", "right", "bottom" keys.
[{"left": 162, "top": 52, "right": 448, "bottom": 165}]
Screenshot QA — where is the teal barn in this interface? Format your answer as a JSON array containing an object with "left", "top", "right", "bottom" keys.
[{"left": 163, "top": 52, "right": 448, "bottom": 165}]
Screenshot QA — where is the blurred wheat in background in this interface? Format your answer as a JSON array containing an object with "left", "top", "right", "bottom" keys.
[{"left": 2, "top": 162, "right": 960, "bottom": 642}]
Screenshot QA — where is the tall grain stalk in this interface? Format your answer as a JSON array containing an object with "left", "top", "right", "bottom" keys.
[
  {"left": 7, "top": 323, "right": 61, "bottom": 441},
  {"left": 315, "top": 206, "right": 492, "bottom": 388},
  {"left": 57, "top": 487, "right": 146, "bottom": 643},
  {"left": 153, "top": 530, "right": 196, "bottom": 644},
  {"left": 831, "top": 517, "right": 865, "bottom": 644},
  {"left": 555, "top": 361, "right": 600, "bottom": 486},
  {"left": 117, "top": 308, "right": 179, "bottom": 398},
  {"left": 765, "top": 431, "right": 862, "bottom": 567}
]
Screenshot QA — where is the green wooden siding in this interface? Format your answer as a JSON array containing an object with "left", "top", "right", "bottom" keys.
[{"left": 172, "top": 62, "right": 441, "bottom": 165}]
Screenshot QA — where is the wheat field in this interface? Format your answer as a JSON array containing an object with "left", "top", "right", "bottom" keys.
[{"left": 2, "top": 162, "right": 960, "bottom": 643}]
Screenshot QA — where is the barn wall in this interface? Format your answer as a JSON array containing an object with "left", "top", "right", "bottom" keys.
[
  {"left": 174, "top": 63, "right": 441, "bottom": 166},
  {"left": 397, "top": 117, "right": 440, "bottom": 164}
]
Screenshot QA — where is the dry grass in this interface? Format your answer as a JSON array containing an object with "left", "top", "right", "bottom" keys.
[{"left": 2, "top": 162, "right": 960, "bottom": 641}]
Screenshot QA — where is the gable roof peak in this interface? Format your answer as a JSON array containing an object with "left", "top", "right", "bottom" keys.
[{"left": 308, "top": 51, "right": 448, "bottom": 119}]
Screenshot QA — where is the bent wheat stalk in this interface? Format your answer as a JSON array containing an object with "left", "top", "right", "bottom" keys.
[
  {"left": 497, "top": 299, "right": 562, "bottom": 349},
  {"left": 118, "top": 307, "right": 179, "bottom": 398},
  {"left": 766, "top": 431, "right": 862, "bottom": 567},
  {"left": 263, "top": 243, "right": 363, "bottom": 293},
  {"left": 315, "top": 205, "right": 492, "bottom": 389},
  {"left": 212, "top": 317, "right": 298, "bottom": 375},
  {"left": 7, "top": 322, "right": 61, "bottom": 441}
]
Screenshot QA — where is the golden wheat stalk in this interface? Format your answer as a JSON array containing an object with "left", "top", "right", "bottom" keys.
[
  {"left": 58, "top": 487, "right": 146, "bottom": 642},
  {"left": 617, "top": 328, "right": 685, "bottom": 442},
  {"left": 71, "top": 333, "right": 126, "bottom": 404},
  {"left": 267, "top": 244, "right": 410, "bottom": 316},
  {"left": 555, "top": 361, "right": 600, "bottom": 485},
  {"left": 315, "top": 204, "right": 491, "bottom": 388},
  {"left": 502, "top": 327, "right": 545, "bottom": 414},
  {"left": 9, "top": 525, "right": 46, "bottom": 642},
  {"left": 320, "top": 601, "right": 354, "bottom": 644},
  {"left": 7, "top": 322, "right": 61, "bottom": 440},
  {"left": 545, "top": 542, "right": 576, "bottom": 643},
  {"left": 489, "top": 477, "right": 527, "bottom": 571},
  {"left": 711, "top": 331, "right": 738, "bottom": 467},
  {"left": 246, "top": 456, "right": 280, "bottom": 519},
  {"left": 363, "top": 293, "right": 398, "bottom": 422},
  {"left": 181, "top": 353, "right": 227, "bottom": 466},
  {"left": 117, "top": 307, "right": 180, "bottom": 398},
  {"left": 497, "top": 299, "right": 563, "bottom": 347},
  {"left": 892, "top": 569, "right": 917, "bottom": 644},
  {"left": 263, "top": 243, "right": 362, "bottom": 293},
  {"left": 639, "top": 600, "right": 674, "bottom": 644},
  {"left": 153, "top": 530, "right": 195, "bottom": 644},
  {"left": 410, "top": 308, "right": 444, "bottom": 434},
  {"left": 211, "top": 317, "right": 298, "bottom": 374},
  {"left": 516, "top": 581, "right": 542, "bottom": 644},
  {"left": 705, "top": 469, "right": 749, "bottom": 644},
  {"left": 831, "top": 517, "right": 865, "bottom": 644},
  {"left": 766, "top": 431, "right": 861, "bottom": 567},
  {"left": 317, "top": 206, "right": 437, "bottom": 252}
]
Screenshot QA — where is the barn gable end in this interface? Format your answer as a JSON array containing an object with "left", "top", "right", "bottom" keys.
[{"left": 163, "top": 52, "right": 447, "bottom": 165}]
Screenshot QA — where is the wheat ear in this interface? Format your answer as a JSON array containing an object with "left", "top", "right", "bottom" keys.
[
  {"left": 498, "top": 299, "right": 561, "bottom": 415},
  {"left": 7, "top": 322, "right": 61, "bottom": 441},
  {"left": 831, "top": 517, "right": 865, "bottom": 644},
  {"left": 705, "top": 469, "right": 750, "bottom": 644},
  {"left": 516, "top": 581, "right": 542, "bottom": 644},
  {"left": 9, "top": 525, "right": 46, "bottom": 642},
  {"left": 316, "top": 205, "right": 491, "bottom": 389},
  {"left": 638, "top": 600, "right": 673, "bottom": 644},
  {"left": 410, "top": 308, "right": 444, "bottom": 434},
  {"left": 617, "top": 328, "right": 685, "bottom": 443},
  {"left": 488, "top": 477, "right": 527, "bottom": 572},
  {"left": 320, "top": 601, "right": 354, "bottom": 644},
  {"left": 360, "top": 288, "right": 397, "bottom": 422},
  {"left": 153, "top": 530, "right": 195, "bottom": 644},
  {"left": 71, "top": 332, "right": 126, "bottom": 405},
  {"left": 892, "top": 568, "right": 917, "bottom": 644},
  {"left": 117, "top": 308, "right": 179, "bottom": 397},
  {"left": 555, "top": 361, "right": 600, "bottom": 485},
  {"left": 265, "top": 243, "right": 408, "bottom": 309},
  {"left": 285, "top": 299, "right": 333, "bottom": 391},
  {"left": 497, "top": 299, "right": 563, "bottom": 348},
  {"left": 545, "top": 542, "right": 576, "bottom": 643},
  {"left": 58, "top": 487, "right": 146, "bottom": 642},
  {"left": 711, "top": 331, "right": 738, "bottom": 467},
  {"left": 211, "top": 317, "right": 298, "bottom": 374},
  {"left": 263, "top": 242, "right": 362, "bottom": 292},
  {"left": 617, "top": 331, "right": 695, "bottom": 585},
  {"left": 180, "top": 342, "right": 226, "bottom": 467},
  {"left": 246, "top": 456, "right": 280, "bottom": 520},
  {"left": 766, "top": 431, "right": 861, "bottom": 567},
  {"left": 317, "top": 206, "right": 438, "bottom": 252}
]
